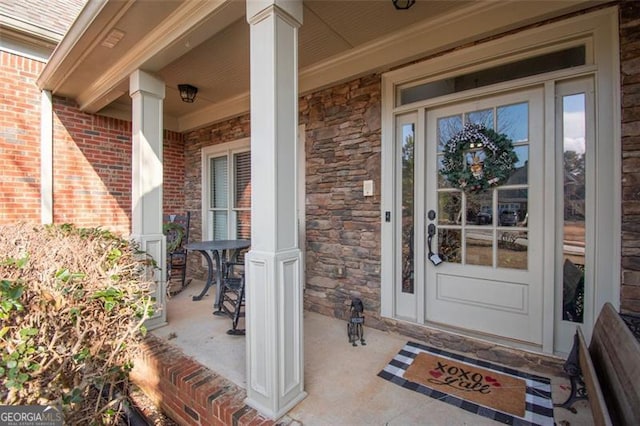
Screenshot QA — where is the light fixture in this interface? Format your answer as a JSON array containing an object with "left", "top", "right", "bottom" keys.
[
  {"left": 178, "top": 84, "right": 198, "bottom": 103},
  {"left": 392, "top": 0, "right": 415, "bottom": 10}
]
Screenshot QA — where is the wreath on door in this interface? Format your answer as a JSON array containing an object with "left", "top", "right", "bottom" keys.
[{"left": 440, "top": 123, "right": 518, "bottom": 193}]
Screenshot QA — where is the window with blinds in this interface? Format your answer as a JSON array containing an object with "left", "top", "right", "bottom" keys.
[
  {"left": 207, "top": 149, "right": 251, "bottom": 240},
  {"left": 234, "top": 151, "right": 251, "bottom": 240}
]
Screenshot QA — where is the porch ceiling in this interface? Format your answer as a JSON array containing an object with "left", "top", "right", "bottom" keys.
[{"left": 37, "top": 0, "right": 605, "bottom": 132}]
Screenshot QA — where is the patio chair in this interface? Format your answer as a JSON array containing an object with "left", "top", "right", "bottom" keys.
[
  {"left": 163, "top": 212, "right": 192, "bottom": 295},
  {"left": 219, "top": 260, "right": 245, "bottom": 335}
]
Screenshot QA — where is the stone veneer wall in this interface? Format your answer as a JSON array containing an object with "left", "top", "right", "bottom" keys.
[
  {"left": 621, "top": 0, "right": 640, "bottom": 314},
  {"left": 299, "top": 75, "right": 384, "bottom": 323}
]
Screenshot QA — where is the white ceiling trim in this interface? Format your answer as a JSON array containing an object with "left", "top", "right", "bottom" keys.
[{"left": 76, "top": 0, "right": 230, "bottom": 113}]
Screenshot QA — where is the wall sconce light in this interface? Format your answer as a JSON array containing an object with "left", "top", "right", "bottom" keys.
[
  {"left": 178, "top": 84, "right": 198, "bottom": 103},
  {"left": 392, "top": 0, "right": 415, "bottom": 10}
]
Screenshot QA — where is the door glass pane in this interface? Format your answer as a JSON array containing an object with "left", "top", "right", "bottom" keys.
[
  {"left": 498, "top": 231, "right": 528, "bottom": 269},
  {"left": 465, "top": 109, "right": 493, "bottom": 129},
  {"left": 498, "top": 189, "right": 528, "bottom": 227},
  {"left": 401, "top": 122, "right": 415, "bottom": 294},
  {"left": 497, "top": 102, "right": 529, "bottom": 142},
  {"left": 562, "top": 93, "right": 586, "bottom": 323},
  {"left": 437, "top": 156, "right": 451, "bottom": 188},
  {"left": 505, "top": 146, "right": 529, "bottom": 185},
  {"left": 438, "top": 191, "right": 462, "bottom": 225},
  {"left": 466, "top": 191, "right": 493, "bottom": 226},
  {"left": 210, "top": 156, "right": 228, "bottom": 209},
  {"left": 438, "top": 229, "right": 461, "bottom": 264},
  {"left": 466, "top": 229, "right": 493, "bottom": 266},
  {"left": 437, "top": 115, "right": 462, "bottom": 152}
]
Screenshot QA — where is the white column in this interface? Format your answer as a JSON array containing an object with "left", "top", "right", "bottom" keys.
[
  {"left": 40, "top": 90, "right": 53, "bottom": 224},
  {"left": 129, "top": 70, "right": 166, "bottom": 330},
  {"left": 245, "top": 0, "right": 306, "bottom": 419}
]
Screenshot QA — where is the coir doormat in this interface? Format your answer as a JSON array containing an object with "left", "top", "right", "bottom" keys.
[{"left": 378, "top": 341, "right": 554, "bottom": 425}]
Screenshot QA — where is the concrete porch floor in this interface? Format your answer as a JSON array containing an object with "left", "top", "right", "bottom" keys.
[{"left": 151, "top": 280, "right": 593, "bottom": 425}]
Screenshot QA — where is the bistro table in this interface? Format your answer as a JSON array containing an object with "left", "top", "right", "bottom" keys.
[{"left": 185, "top": 239, "right": 251, "bottom": 314}]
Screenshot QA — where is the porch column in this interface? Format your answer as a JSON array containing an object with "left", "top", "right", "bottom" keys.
[
  {"left": 129, "top": 69, "right": 166, "bottom": 329},
  {"left": 245, "top": 0, "right": 305, "bottom": 419}
]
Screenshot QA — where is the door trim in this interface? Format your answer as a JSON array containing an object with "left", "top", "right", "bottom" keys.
[{"left": 381, "top": 8, "right": 620, "bottom": 355}]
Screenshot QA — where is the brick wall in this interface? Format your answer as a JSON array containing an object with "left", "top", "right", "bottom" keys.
[
  {"left": 164, "top": 130, "right": 186, "bottom": 216},
  {"left": 52, "top": 97, "right": 132, "bottom": 234},
  {"left": 131, "top": 334, "right": 274, "bottom": 426},
  {"left": 299, "top": 75, "right": 383, "bottom": 321},
  {"left": 0, "top": 51, "right": 44, "bottom": 223},
  {"left": 620, "top": 0, "right": 640, "bottom": 314},
  {"left": 0, "top": 59, "right": 184, "bottom": 236},
  {"left": 51, "top": 98, "right": 185, "bottom": 236}
]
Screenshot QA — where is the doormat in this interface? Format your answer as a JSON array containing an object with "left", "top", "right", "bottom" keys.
[{"left": 378, "top": 341, "right": 554, "bottom": 425}]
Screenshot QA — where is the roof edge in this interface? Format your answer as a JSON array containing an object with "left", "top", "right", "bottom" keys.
[{"left": 36, "top": 0, "right": 109, "bottom": 90}]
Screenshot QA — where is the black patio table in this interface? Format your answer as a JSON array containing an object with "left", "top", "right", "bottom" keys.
[{"left": 185, "top": 239, "right": 250, "bottom": 314}]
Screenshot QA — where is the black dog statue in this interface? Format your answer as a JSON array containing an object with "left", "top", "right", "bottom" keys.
[{"left": 347, "top": 298, "right": 366, "bottom": 347}]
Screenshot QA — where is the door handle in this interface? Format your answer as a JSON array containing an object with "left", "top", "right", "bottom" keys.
[{"left": 427, "top": 222, "right": 442, "bottom": 266}]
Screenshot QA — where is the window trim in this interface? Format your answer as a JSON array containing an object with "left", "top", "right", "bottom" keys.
[{"left": 201, "top": 138, "right": 251, "bottom": 242}]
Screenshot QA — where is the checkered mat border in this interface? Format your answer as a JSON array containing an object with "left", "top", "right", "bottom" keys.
[{"left": 378, "top": 341, "right": 554, "bottom": 426}]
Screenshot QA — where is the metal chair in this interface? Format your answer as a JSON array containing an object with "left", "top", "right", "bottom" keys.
[
  {"left": 219, "top": 260, "right": 245, "bottom": 335},
  {"left": 163, "top": 212, "right": 192, "bottom": 295}
]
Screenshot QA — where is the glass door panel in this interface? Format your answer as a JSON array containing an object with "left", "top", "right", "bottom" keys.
[
  {"left": 395, "top": 112, "right": 419, "bottom": 321},
  {"left": 554, "top": 77, "right": 594, "bottom": 354},
  {"left": 435, "top": 103, "right": 530, "bottom": 270}
]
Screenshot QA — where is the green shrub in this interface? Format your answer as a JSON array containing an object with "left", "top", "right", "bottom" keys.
[{"left": 0, "top": 223, "right": 154, "bottom": 424}]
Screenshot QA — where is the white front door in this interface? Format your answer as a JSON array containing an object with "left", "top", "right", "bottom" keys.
[{"left": 424, "top": 88, "right": 545, "bottom": 346}]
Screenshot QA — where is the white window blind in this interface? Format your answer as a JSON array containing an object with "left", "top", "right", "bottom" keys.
[
  {"left": 234, "top": 151, "right": 251, "bottom": 240},
  {"left": 206, "top": 146, "right": 251, "bottom": 241}
]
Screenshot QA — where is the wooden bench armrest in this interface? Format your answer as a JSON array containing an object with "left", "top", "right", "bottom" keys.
[{"left": 577, "top": 327, "right": 612, "bottom": 426}]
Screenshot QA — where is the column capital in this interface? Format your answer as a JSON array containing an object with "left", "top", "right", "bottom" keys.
[
  {"left": 246, "top": 0, "right": 302, "bottom": 26},
  {"left": 129, "top": 69, "right": 165, "bottom": 99}
]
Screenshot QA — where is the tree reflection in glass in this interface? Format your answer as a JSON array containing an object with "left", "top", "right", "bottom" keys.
[
  {"left": 562, "top": 93, "right": 586, "bottom": 323},
  {"left": 402, "top": 124, "right": 415, "bottom": 293}
]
